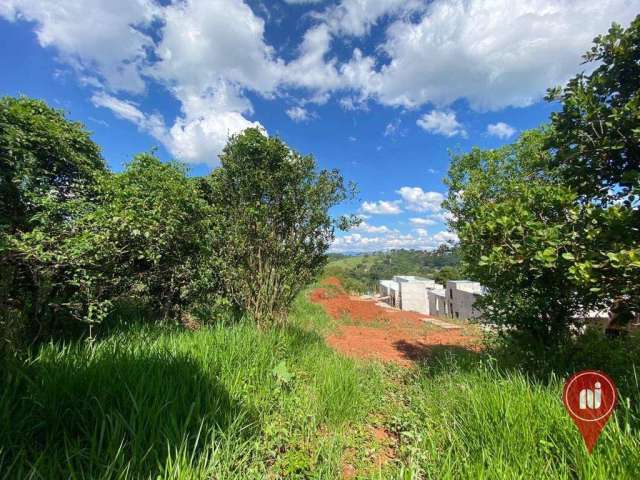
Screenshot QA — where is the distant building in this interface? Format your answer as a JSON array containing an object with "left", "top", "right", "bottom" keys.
[
  {"left": 427, "top": 288, "right": 447, "bottom": 317},
  {"left": 378, "top": 275, "right": 486, "bottom": 320},
  {"left": 378, "top": 276, "right": 443, "bottom": 314},
  {"left": 444, "top": 280, "right": 485, "bottom": 320}
]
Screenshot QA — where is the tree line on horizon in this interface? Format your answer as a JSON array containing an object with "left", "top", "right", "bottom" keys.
[{"left": 325, "top": 246, "right": 461, "bottom": 293}]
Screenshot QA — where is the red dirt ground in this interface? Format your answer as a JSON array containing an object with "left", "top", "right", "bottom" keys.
[{"left": 311, "top": 277, "right": 479, "bottom": 367}]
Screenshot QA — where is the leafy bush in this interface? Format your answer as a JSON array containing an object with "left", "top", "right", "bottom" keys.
[
  {"left": 2, "top": 96, "right": 357, "bottom": 346},
  {"left": 65, "top": 153, "right": 221, "bottom": 322},
  {"left": 0, "top": 96, "right": 106, "bottom": 349},
  {"left": 445, "top": 18, "right": 640, "bottom": 349},
  {"left": 206, "top": 128, "right": 356, "bottom": 326},
  {"left": 445, "top": 129, "right": 587, "bottom": 346}
]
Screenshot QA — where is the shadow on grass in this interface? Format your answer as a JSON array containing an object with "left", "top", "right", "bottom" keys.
[
  {"left": 393, "top": 339, "right": 483, "bottom": 366},
  {"left": 284, "top": 323, "right": 326, "bottom": 345},
  {"left": 407, "top": 330, "right": 640, "bottom": 414},
  {"left": 0, "top": 348, "right": 257, "bottom": 478}
]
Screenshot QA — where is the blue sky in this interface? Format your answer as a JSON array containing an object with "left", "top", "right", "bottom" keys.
[{"left": 1, "top": 0, "right": 636, "bottom": 252}]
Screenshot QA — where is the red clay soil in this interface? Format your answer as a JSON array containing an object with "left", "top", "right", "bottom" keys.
[{"left": 311, "top": 277, "right": 479, "bottom": 367}]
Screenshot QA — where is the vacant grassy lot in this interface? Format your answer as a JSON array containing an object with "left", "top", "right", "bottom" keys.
[{"left": 1, "top": 287, "right": 639, "bottom": 479}]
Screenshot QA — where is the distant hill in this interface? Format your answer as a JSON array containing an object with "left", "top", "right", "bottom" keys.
[{"left": 324, "top": 246, "right": 461, "bottom": 293}]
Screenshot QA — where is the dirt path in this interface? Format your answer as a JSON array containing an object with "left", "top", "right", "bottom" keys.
[{"left": 311, "top": 278, "right": 479, "bottom": 366}]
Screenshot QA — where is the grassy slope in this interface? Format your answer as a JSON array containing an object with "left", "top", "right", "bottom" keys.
[
  {"left": 393, "top": 355, "right": 640, "bottom": 479},
  {"left": 1, "top": 287, "right": 640, "bottom": 479},
  {"left": 0, "top": 294, "right": 389, "bottom": 479}
]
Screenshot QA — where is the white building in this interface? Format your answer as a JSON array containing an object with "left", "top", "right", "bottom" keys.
[
  {"left": 427, "top": 288, "right": 447, "bottom": 317},
  {"left": 378, "top": 276, "right": 443, "bottom": 314},
  {"left": 378, "top": 279, "right": 400, "bottom": 308},
  {"left": 379, "top": 276, "right": 485, "bottom": 320},
  {"left": 444, "top": 280, "right": 485, "bottom": 320}
]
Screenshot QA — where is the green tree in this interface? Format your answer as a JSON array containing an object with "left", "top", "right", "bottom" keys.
[
  {"left": 1, "top": 96, "right": 219, "bottom": 348},
  {"left": 444, "top": 130, "right": 588, "bottom": 348},
  {"left": 546, "top": 16, "right": 640, "bottom": 324},
  {"left": 207, "top": 128, "right": 355, "bottom": 326},
  {"left": 445, "top": 18, "right": 640, "bottom": 351},
  {"left": 61, "top": 153, "right": 218, "bottom": 323},
  {"left": 0, "top": 97, "right": 106, "bottom": 346},
  {"left": 0, "top": 97, "right": 105, "bottom": 233}
]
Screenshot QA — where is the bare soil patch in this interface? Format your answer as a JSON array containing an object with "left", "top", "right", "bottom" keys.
[{"left": 311, "top": 278, "right": 479, "bottom": 366}]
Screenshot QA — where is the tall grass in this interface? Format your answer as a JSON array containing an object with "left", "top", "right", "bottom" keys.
[
  {"left": 0, "top": 296, "right": 385, "bottom": 479},
  {"left": 393, "top": 349, "right": 640, "bottom": 479},
  {"left": 2, "top": 287, "right": 640, "bottom": 479}
]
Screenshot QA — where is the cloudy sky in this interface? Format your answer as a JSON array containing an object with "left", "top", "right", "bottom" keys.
[{"left": 1, "top": 0, "right": 636, "bottom": 252}]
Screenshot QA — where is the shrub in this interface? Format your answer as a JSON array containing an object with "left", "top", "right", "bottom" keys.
[
  {"left": 0, "top": 96, "right": 106, "bottom": 349},
  {"left": 206, "top": 128, "right": 356, "bottom": 327}
]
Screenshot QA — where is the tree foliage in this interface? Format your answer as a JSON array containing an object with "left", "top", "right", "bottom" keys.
[
  {"left": 61, "top": 154, "right": 218, "bottom": 323},
  {"left": 0, "top": 109, "right": 353, "bottom": 350},
  {"left": 445, "top": 130, "right": 588, "bottom": 346},
  {"left": 206, "top": 128, "right": 355, "bottom": 326},
  {"left": 1, "top": 97, "right": 106, "bottom": 346},
  {"left": 2, "top": 101, "right": 352, "bottom": 349},
  {"left": 446, "top": 17, "right": 640, "bottom": 348},
  {"left": 547, "top": 16, "right": 640, "bottom": 323}
]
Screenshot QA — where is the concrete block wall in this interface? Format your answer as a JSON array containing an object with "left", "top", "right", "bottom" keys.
[
  {"left": 427, "top": 289, "right": 447, "bottom": 317},
  {"left": 398, "top": 281, "right": 429, "bottom": 314},
  {"left": 389, "top": 284, "right": 400, "bottom": 308},
  {"left": 379, "top": 276, "right": 483, "bottom": 318},
  {"left": 378, "top": 280, "right": 400, "bottom": 307},
  {"left": 445, "top": 281, "right": 484, "bottom": 320},
  {"left": 393, "top": 275, "right": 437, "bottom": 289}
]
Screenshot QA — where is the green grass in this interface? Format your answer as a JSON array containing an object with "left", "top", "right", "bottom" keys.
[
  {"left": 388, "top": 351, "right": 640, "bottom": 479},
  {"left": 0, "top": 294, "right": 386, "bottom": 479},
  {"left": 2, "top": 288, "right": 640, "bottom": 478}
]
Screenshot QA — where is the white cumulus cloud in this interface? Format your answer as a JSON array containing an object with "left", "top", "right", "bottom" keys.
[
  {"left": 4, "top": 0, "right": 637, "bottom": 166},
  {"left": 417, "top": 110, "right": 467, "bottom": 137},
  {"left": 487, "top": 122, "right": 516, "bottom": 139},
  {"left": 397, "top": 187, "right": 444, "bottom": 212},
  {"left": 0, "top": 0, "right": 157, "bottom": 93},
  {"left": 433, "top": 231, "right": 459, "bottom": 244},
  {"left": 361, "top": 200, "right": 402, "bottom": 215},
  {"left": 286, "top": 106, "right": 314, "bottom": 122},
  {"left": 355, "top": 0, "right": 638, "bottom": 110},
  {"left": 331, "top": 227, "right": 458, "bottom": 253},
  {"left": 318, "top": 0, "right": 420, "bottom": 37},
  {"left": 353, "top": 221, "right": 392, "bottom": 234},
  {"left": 410, "top": 217, "right": 437, "bottom": 226},
  {"left": 92, "top": 88, "right": 262, "bottom": 166}
]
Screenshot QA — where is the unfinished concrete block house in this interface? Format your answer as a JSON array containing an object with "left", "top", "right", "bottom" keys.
[
  {"left": 378, "top": 275, "right": 443, "bottom": 315},
  {"left": 378, "top": 280, "right": 400, "bottom": 308},
  {"left": 443, "top": 280, "right": 484, "bottom": 320},
  {"left": 379, "top": 276, "right": 485, "bottom": 320}
]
